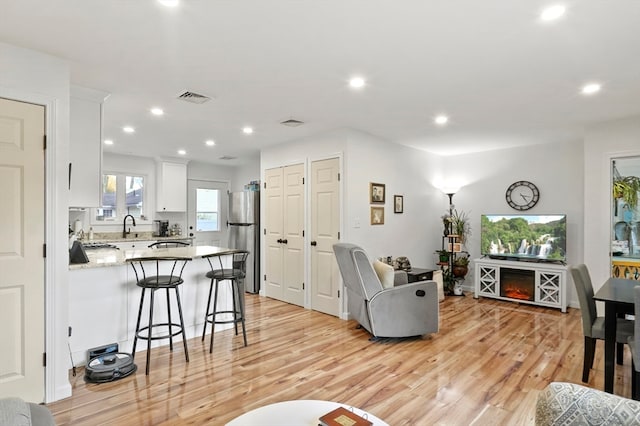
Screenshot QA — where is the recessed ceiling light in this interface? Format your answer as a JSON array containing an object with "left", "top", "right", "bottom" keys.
[
  {"left": 540, "top": 4, "right": 566, "bottom": 21},
  {"left": 349, "top": 77, "right": 366, "bottom": 89},
  {"left": 177, "top": 149, "right": 186, "bottom": 155},
  {"left": 581, "top": 83, "right": 602, "bottom": 95},
  {"left": 104, "top": 139, "right": 114, "bottom": 145},
  {"left": 158, "top": 0, "right": 179, "bottom": 7},
  {"left": 123, "top": 126, "right": 135, "bottom": 133},
  {"left": 243, "top": 127, "right": 254, "bottom": 134},
  {"left": 205, "top": 140, "right": 216, "bottom": 146},
  {"left": 434, "top": 115, "right": 449, "bottom": 125},
  {"left": 150, "top": 107, "right": 164, "bottom": 116}
]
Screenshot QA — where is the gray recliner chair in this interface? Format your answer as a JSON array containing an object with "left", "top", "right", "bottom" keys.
[{"left": 333, "top": 243, "right": 439, "bottom": 338}]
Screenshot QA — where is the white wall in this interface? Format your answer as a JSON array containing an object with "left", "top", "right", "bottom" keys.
[
  {"left": 231, "top": 154, "right": 261, "bottom": 192},
  {"left": 0, "top": 42, "right": 72, "bottom": 402},
  {"left": 584, "top": 116, "right": 640, "bottom": 296},
  {"left": 188, "top": 160, "right": 235, "bottom": 183},
  {"left": 447, "top": 141, "right": 584, "bottom": 306},
  {"left": 261, "top": 128, "right": 443, "bottom": 266},
  {"left": 342, "top": 130, "right": 443, "bottom": 262}
]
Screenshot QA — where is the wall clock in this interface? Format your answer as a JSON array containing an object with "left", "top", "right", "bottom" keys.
[{"left": 505, "top": 181, "right": 540, "bottom": 211}]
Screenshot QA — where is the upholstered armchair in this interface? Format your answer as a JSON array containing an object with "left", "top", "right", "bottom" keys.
[{"left": 333, "top": 243, "right": 439, "bottom": 339}]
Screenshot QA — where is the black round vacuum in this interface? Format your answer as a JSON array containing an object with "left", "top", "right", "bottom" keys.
[{"left": 84, "top": 352, "right": 137, "bottom": 383}]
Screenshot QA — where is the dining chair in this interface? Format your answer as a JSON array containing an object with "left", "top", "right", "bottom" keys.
[
  {"left": 570, "top": 264, "right": 634, "bottom": 382},
  {"left": 628, "top": 286, "right": 640, "bottom": 400}
]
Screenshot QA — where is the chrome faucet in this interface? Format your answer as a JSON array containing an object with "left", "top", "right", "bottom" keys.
[{"left": 123, "top": 214, "right": 136, "bottom": 238}]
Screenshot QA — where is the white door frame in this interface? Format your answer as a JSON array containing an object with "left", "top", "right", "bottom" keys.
[{"left": 0, "top": 87, "right": 65, "bottom": 402}]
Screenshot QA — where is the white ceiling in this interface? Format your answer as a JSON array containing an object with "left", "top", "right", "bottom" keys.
[{"left": 2, "top": 1, "right": 640, "bottom": 165}]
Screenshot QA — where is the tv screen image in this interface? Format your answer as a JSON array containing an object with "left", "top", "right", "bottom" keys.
[{"left": 480, "top": 214, "right": 567, "bottom": 262}]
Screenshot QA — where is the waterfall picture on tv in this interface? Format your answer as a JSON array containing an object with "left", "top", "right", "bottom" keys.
[{"left": 481, "top": 214, "right": 567, "bottom": 262}]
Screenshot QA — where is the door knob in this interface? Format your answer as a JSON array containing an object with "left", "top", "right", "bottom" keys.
[
  {"left": 310, "top": 241, "right": 317, "bottom": 246},
  {"left": 189, "top": 233, "right": 194, "bottom": 237},
  {"left": 282, "top": 239, "right": 288, "bottom": 244},
  {"left": 277, "top": 239, "right": 283, "bottom": 243}
]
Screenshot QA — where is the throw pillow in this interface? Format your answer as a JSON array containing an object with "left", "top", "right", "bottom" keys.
[{"left": 373, "top": 260, "right": 395, "bottom": 289}]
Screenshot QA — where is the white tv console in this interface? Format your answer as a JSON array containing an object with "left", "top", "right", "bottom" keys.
[{"left": 474, "top": 257, "right": 567, "bottom": 312}]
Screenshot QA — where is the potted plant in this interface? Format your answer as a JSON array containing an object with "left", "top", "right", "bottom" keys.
[
  {"left": 452, "top": 253, "right": 470, "bottom": 278},
  {"left": 442, "top": 269, "right": 455, "bottom": 294},
  {"left": 613, "top": 175, "right": 640, "bottom": 210},
  {"left": 436, "top": 249, "right": 450, "bottom": 264},
  {"left": 450, "top": 209, "right": 472, "bottom": 245}
]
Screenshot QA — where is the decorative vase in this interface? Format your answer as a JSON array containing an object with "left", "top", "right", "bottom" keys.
[{"left": 453, "top": 281, "right": 463, "bottom": 296}]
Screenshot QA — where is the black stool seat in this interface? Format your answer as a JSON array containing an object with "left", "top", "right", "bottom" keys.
[
  {"left": 127, "top": 256, "right": 191, "bottom": 375},
  {"left": 137, "top": 275, "right": 184, "bottom": 288},
  {"left": 205, "top": 269, "right": 246, "bottom": 280},
  {"left": 202, "top": 251, "right": 250, "bottom": 353}
]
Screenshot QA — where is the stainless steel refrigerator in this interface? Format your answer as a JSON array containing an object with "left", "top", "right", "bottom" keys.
[{"left": 228, "top": 191, "right": 260, "bottom": 293}]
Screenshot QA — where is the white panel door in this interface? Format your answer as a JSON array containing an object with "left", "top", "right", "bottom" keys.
[
  {"left": 264, "top": 164, "right": 304, "bottom": 307},
  {"left": 187, "top": 179, "right": 228, "bottom": 246},
  {"left": 310, "top": 158, "right": 341, "bottom": 316},
  {"left": 282, "top": 164, "right": 305, "bottom": 306},
  {"left": 0, "top": 98, "right": 45, "bottom": 401},
  {"left": 264, "top": 167, "right": 284, "bottom": 299}
]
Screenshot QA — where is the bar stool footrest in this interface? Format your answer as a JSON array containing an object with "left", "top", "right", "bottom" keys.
[
  {"left": 206, "top": 311, "right": 243, "bottom": 325},
  {"left": 136, "top": 323, "right": 186, "bottom": 341}
]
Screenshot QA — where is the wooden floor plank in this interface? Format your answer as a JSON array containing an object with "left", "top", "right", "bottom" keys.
[{"left": 47, "top": 293, "right": 634, "bottom": 425}]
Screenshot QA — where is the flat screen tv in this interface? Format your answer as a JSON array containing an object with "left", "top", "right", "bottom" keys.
[{"left": 480, "top": 214, "right": 567, "bottom": 262}]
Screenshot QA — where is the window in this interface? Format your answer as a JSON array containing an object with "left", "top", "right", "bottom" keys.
[
  {"left": 95, "top": 173, "right": 146, "bottom": 222},
  {"left": 196, "top": 188, "right": 219, "bottom": 231}
]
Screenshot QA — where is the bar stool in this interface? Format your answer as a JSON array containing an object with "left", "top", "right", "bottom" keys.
[
  {"left": 127, "top": 255, "right": 191, "bottom": 374},
  {"left": 202, "top": 250, "right": 249, "bottom": 353}
]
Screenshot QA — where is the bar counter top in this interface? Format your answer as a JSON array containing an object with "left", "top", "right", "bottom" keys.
[{"left": 70, "top": 245, "right": 239, "bottom": 270}]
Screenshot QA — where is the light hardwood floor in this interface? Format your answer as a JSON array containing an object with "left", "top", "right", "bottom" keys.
[{"left": 47, "top": 293, "right": 633, "bottom": 425}]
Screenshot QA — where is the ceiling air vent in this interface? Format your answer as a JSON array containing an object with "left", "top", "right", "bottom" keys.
[
  {"left": 280, "top": 118, "right": 304, "bottom": 127},
  {"left": 177, "top": 91, "right": 212, "bottom": 104},
  {"left": 219, "top": 155, "right": 237, "bottom": 160}
]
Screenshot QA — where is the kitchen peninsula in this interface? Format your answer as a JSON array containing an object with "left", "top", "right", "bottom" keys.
[{"left": 68, "top": 244, "right": 241, "bottom": 366}]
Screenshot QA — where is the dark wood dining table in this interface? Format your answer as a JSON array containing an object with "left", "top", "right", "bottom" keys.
[{"left": 593, "top": 277, "right": 640, "bottom": 393}]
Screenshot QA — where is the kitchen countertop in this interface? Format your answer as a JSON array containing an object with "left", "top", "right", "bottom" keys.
[
  {"left": 70, "top": 245, "right": 239, "bottom": 270},
  {"left": 78, "top": 233, "right": 192, "bottom": 244}
]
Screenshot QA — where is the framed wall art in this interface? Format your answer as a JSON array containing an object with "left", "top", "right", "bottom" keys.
[
  {"left": 394, "top": 195, "right": 403, "bottom": 213},
  {"left": 370, "top": 182, "right": 385, "bottom": 204},
  {"left": 371, "top": 206, "right": 384, "bottom": 225}
]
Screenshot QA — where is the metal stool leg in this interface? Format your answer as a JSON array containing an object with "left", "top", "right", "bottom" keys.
[
  {"left": 146, "top": 288, "right": 156, "bottom": 375},
  {"left": 132, "top": 287, "right": 146, "bottom": 360},
  {"left": 202, "top": 277, "right": 214, "bottom": 341},
  {"left": 232, "top": 279, "right": 239, "bottom": 336},
  {"left": 166, "top": 288, "right": 173, "bottom": 351},
  {"left": 209, "top": 279, "right": 220, "bottom": 353},
  {"left": 174, "top": 285, "right": 189, "bottom": 362},
  {"left": 235, "top": 280, "right": 247, "bottom": 347}
]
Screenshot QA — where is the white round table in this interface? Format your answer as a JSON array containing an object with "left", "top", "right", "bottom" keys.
[{"left": 226, "top": 399, "right": 389, "bottom": 426}]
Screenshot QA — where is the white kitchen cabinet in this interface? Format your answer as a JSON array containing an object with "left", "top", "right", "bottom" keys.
[
  {"left": 156, "top": 161, "right": 187, "bottom": 212},
  {"left": 69, "top": 85, "right": 109, "bottom": 207}
]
